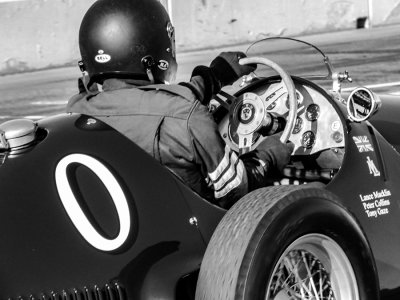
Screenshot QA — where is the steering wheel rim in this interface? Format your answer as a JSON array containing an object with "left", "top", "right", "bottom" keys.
[{"left": 238, "top": 57, "right": 298, "bottom": 144}]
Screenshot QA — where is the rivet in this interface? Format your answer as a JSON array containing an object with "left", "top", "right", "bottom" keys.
[{"left": 189, "top": 217, "right": 198, "bottom": 226}]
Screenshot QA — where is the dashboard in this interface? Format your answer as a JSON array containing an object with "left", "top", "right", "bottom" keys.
[{"left": 218, "top": 78, "right": 345, "bottom": 156}]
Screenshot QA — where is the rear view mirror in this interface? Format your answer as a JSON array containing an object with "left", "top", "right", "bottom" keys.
[{"left": 347, "top": 87, "right": 381, "bottom": 122}]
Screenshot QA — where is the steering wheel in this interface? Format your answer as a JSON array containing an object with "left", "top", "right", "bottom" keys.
[{"left": 216, "top": 57, "right": 298, "bottom": 154}]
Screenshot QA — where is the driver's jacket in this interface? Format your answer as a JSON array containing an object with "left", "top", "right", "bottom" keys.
[{"left": 67, "top": 78, "right": 268, "bottom": 208}]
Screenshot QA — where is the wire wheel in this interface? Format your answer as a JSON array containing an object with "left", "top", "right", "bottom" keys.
[
  {"left": 195, "top": 187, "right": 378, "bottom": 300},
  {"left": 267, "top": 234, "right": 358, "bottom": 300}
]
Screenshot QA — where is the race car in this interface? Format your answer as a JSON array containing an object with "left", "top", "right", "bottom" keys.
[{"left": 1, "top": 37, "right": 399, "bottom": 300}]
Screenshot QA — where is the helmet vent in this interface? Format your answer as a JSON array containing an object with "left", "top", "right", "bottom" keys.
[{"left": 141, "top": 55, "right": 156, "bottom": 83}]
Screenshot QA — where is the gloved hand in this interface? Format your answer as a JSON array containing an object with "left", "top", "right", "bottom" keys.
[
  {"left": 189, "top": 52, "right": 256, "bottom": 105},
  {"left": 254, "top": 135, "right": 294, "bottom": 173},
  {"left": 210, "top": 51, "right": 257, "bottom": 86}
]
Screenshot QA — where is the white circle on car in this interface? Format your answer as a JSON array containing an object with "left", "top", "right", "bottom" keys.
[{"left": 55, "top": 153, "right": 130, "bottom": 251}]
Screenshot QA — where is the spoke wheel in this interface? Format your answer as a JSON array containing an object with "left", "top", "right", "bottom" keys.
[
  {"left": 267, "top": 234, "right": 358, "bottom": 300},
  {"left": 195, "top": 186, "right": 379, "bottom": 300}
]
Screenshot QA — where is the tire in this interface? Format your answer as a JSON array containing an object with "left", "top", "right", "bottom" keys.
[{"left": 195, "top": 186, "right": 379, "bottom": 300}]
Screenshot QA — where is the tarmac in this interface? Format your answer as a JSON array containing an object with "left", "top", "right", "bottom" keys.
[{"left": 0, "top": 24, "right": 399, "bottom": 121}]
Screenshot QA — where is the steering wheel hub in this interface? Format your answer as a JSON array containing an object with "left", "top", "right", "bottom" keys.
[
  {"left": 239, "top": 103, "right": 255, "bottom": 123},
  {"left": 231, "top": 92, "right": 265, "bottom": 136},
  {"left": 218, "top": 56, "right": 297, "bottom": 154}
]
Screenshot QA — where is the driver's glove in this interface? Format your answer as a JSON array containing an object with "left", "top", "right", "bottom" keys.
[
  {"left": 252, "top": 135, "right": 294, "bottom": 174},
  {"left": 209, "top": 51, "right": 257, "bottom": 87},
  {"left": 240, "top": 135, "right": 294, "bottom": 191},
  {"left": 186, "top": 52, "right": 256, "bottom": 105}
]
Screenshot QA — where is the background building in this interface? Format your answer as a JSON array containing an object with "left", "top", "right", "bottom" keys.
[{"left": 1, "top": 0, "right": 399, "bottom": 75}]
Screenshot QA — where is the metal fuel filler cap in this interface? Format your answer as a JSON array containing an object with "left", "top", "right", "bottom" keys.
[{"left": 0, "top": 119, "right": 37, "bottom": 150}]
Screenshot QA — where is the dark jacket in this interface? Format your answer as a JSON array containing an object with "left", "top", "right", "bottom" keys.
[{"left": 67, "top": 78, "right": 270, "bottom": 208}]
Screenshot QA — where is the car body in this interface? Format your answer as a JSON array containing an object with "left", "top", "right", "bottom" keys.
[{"left": 1, "top": 37, "right": 400, "bottom": 300}]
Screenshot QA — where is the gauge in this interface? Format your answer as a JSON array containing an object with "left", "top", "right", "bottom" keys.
[
  {"left": 302, "top": 131, "right": 316, "bottom": 149},
  {"left": 305, "top": 104, "right": 320, "bottom": 121},
  {"left": 292, "top": 117, "right": 303, "bottom": 134},
  {"left": 331, "top": 131, "right": 343, "bottom": 143}
]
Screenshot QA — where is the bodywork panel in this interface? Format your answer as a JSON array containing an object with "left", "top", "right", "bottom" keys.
[
  {"left": 0, "top": 114, "right": 207, "bottom": 299},
  {"left": 327, "top": 119, "right": 400, "bottom": 292}
]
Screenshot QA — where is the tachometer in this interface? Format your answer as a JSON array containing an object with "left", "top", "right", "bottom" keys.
[
  {"left": 305, "top": 104, "right": 320, "bottom": 121},
  {"left": 301, "top": 131, "right": 316, "bottom": 149}
]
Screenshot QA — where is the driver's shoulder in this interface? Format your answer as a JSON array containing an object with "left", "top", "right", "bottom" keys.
[
  {"left": 138, "top": 83, "right": 210, "bottom": 121},
  {"left": 186, "top": 101, "right": 219, "bottom": 138},
  {"left": 138, "top": 83, "right": 198, "bottom": 103}
]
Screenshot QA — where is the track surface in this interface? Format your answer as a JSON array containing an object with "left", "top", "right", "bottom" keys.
[{"left": 0, "top": 25, "right": 399, "bottom": 122}]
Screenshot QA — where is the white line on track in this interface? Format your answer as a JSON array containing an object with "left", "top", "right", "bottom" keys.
[
  {"left": 23, "top": 116, "right": 45, "bottom": 120},
  {"left": 0, "top": 115, "right": 44, "bottom": 120},
  {"left": 30, "top": 100, "right": 68, "bottom": 106},
  {"left": 342, "top": 81, "right": 400, "bottom": 92}
]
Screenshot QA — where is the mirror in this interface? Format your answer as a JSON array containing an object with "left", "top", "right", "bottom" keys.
[{"left": 347, "top": 87, "right": 381, "bottom": 122}]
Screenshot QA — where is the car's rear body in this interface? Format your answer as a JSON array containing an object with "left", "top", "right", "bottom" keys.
[{"left": 0, "top": 114, "right": 223, "bottom": 300}]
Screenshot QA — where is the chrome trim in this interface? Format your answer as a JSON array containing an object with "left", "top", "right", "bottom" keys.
[{"left": 0, "top": 119, "right": 37, "bottom": 150}]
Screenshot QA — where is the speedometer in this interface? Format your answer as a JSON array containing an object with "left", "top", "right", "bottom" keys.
[
  {"left": 301, "top": 131, "right": 316, "bottom": 149},
  {"left": 305, "top": 104, "right": 320, "bottom": 121}
]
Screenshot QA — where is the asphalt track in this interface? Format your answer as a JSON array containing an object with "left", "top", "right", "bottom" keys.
[{"left": 0, "top": 24, "right": 399, "bottom": 122}]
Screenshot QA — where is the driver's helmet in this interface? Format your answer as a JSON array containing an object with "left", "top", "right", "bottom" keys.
[{"left": 78, "top": 0, "right": 177, "bottom": 86}]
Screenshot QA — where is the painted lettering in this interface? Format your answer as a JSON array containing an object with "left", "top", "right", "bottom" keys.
[
  {"left": 378, "top": 207, "right": 389, "bottom": 215},
  {"left": 366, "top": 210, "right": 378, "bottom": 218}
]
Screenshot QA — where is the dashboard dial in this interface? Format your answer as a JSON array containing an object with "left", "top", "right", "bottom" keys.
[
  {"left": 305, "top": 104, "right": 320, "bottom": 121},
  {"left": 302, "top": 131, "right": 316, "bottom": 149}
]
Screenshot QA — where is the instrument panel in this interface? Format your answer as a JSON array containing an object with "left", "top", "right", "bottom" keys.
[{"left": 218, "top": 79, "right": 345, "bottom": 155}]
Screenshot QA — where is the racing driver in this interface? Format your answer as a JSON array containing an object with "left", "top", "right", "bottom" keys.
[{"left": 67, "top": 0, "right": 294, "bottom": 209}]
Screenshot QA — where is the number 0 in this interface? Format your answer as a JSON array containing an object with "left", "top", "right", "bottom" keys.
[{"left": 55, "top": 154, "right": 130, "bottom": 251}]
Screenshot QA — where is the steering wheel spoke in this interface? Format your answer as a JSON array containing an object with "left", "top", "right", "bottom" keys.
[
  {"left": 238, "top": 133, "right": 254, "bottom": 155},
  {"left": 214, "top": 90, "right": 237, "bottom": 110},
  {"left": 262, "top": 81, "right": 287, "bottom": 110}
]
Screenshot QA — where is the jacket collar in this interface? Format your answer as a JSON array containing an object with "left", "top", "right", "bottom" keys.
[{"left": 102, "top": 78, "right": 152, "bottom": 91}]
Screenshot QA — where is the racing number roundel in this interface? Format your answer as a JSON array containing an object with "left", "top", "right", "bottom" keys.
[{"left": 55, "top": 154, "right": 130, "bottom": 252}]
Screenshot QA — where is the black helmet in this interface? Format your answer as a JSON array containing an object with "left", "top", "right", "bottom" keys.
[{"left": 78, "top": 0, "right": 177, "bottom": 85}]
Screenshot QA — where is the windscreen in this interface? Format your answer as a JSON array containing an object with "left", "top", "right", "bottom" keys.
[{"left": 245, "top": 37, "right": 332, "bottom": 80}]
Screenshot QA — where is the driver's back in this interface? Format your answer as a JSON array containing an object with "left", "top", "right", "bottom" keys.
[{"left": 67, "top": 78, "right": 225, "bottom": 202}]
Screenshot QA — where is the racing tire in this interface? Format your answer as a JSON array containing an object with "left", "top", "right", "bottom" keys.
[{"left": 195, "top": 185, "right": 379, "bottom": 300}]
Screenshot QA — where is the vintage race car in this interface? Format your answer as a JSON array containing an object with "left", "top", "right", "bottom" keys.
[{"left": 1, "top": 37, "right": 399, "bottom": 300}]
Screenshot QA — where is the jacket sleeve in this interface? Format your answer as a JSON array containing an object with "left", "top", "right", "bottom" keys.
[
  {"left": 187, "top": 102, "right": 248, "bottom": 208},
  {"left": 179, "top": 66, "right": 220, "bottom": 105},
  {"left": 188, "top": 101, "right": 288, "bottom": 208}
]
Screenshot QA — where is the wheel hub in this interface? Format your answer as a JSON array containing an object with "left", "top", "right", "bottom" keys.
[{"left": 267, "top": 234, "right": 359, "bottom": 300}]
